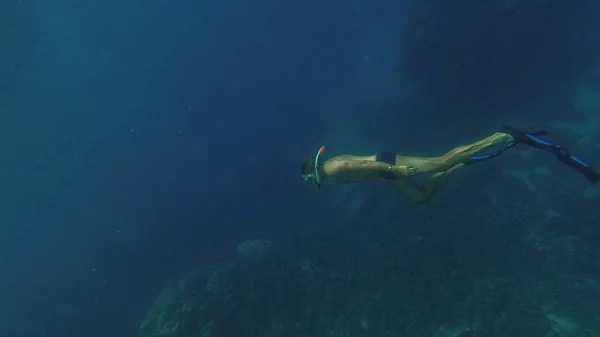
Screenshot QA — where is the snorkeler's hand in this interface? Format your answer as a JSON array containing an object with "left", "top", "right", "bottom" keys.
[{"left": 391, "top": 165, "right": 417, "bottom": 176}]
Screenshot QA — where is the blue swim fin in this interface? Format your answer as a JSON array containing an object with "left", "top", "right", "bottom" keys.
[
  {"left": 500, "top": 125, "right": 599, "bottom": 184},
  {"left": 552, "top": 147, "right": 600, "bottom": 184}
]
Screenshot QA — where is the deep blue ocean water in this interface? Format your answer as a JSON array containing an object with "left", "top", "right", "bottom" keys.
[{"left": 1, "top": 0, "right": 600, "bottom": 336}]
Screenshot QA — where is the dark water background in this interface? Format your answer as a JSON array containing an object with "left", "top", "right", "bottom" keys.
[{"left": 1, "top": 0, "right": 600, "bottom": 336}]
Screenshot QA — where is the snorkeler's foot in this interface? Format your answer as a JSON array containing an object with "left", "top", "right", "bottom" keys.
[
  {"left": 463, "top": 138, "right": 520, "bottom": 166},
  {"left": 499, "top": 125, "right": 549, "bottom": 149}
]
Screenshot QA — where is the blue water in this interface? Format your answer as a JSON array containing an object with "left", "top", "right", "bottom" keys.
[{"left": 1, "top": 0, "right": 600, "bottom": 336}]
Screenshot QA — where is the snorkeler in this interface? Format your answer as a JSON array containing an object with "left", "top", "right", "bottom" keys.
[{"left": 301, "top": 125, "right": 599, "bottom": 204}]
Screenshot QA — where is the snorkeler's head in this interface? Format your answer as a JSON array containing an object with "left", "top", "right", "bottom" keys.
[
  {"left": 301, "top": 146, "right": 326, "bottom": 190},
  {"left": 301, "top": 159, "right": 315, "bottom": 176}
]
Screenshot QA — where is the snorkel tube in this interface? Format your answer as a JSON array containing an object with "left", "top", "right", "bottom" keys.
[
  {"left": 313, "top": 145, "right": 326, "bottom": 190},
  {"left": 303, "top": 145, "right": 326, "bottom": 190}
]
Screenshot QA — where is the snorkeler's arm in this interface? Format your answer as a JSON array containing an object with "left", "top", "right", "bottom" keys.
[{"left": 339, "top": 161, "right": 416, "bottom": 176}]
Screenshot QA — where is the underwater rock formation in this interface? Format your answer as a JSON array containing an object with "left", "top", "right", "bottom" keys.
[
  {"left": 139, "top": 240, "right": 306, "bottom": 337},
  {"left": 140, "top": 224, "right": 600, "bottom": 337}
]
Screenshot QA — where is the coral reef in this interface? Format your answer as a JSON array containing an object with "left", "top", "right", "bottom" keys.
[{"left": 140, "top": 217, "right": 600, "bottom": 337}]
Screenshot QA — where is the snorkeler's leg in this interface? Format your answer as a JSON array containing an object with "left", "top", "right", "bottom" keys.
[
  {"left": 420, "top": 163, "right": 466, "bottom": 202},
  {"left": 389, "top": 163, "right": 465, "bottom": 204},
  {"left": 388, "top": 177, "right": 430, "bottom": 204},
  {"left": 395, "top": 133, "right": 512, "bottom": 174}
]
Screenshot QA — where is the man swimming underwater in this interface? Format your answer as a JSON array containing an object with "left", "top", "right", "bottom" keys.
[{"left": 301, "top": 125, "right": 600, "bottom": 204}]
